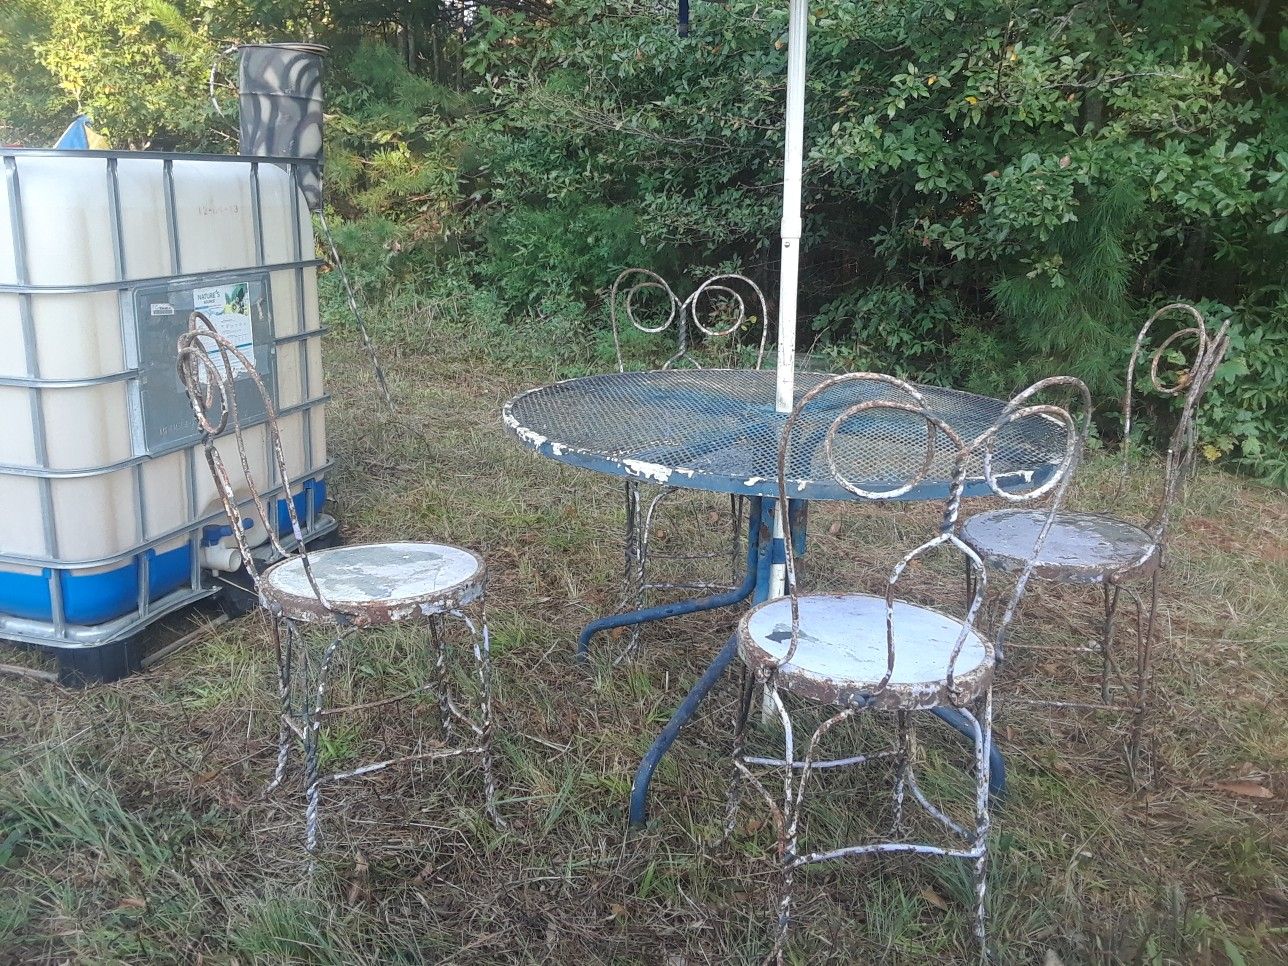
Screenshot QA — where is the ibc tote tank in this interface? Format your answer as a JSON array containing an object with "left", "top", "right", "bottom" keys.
[{"left": 0, "top": 149, "right": 335, "bottom": 682}]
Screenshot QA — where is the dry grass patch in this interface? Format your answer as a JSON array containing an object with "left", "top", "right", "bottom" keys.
[{"left": 1, "top": 316, "right": 1284, "bottom": 963}]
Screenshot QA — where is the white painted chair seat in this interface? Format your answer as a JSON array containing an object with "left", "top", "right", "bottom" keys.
[
  {"left": 961, "top": 509, "right": 1159, "bottom": 585},
  {"left": 737, "top": 593, "right": 994, "bottom": 710},
  {"left": 260, "top": 542, "right": 485, "bottom": 626}
]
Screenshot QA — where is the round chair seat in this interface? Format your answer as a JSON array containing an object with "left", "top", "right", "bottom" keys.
[
  {"left": 260, "top": 542, "right": 485, "bottom": 626},
  {"left": 960, "top": 509, "right": 1159, "bottom": 584},
  {"left": 737, "top": 594, "right": 993, "bottom": 711}
]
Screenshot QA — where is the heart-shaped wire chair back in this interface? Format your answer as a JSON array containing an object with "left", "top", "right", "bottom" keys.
[
  {"left": 610, "top": 268, "right": 770, "bottom": 372},
  {"left": 176, "top": 313, "right": 332, "bottom": 612},
  {"left": 1121, "top": 303, "right": 1231, "bottom": 545},
  {"left": 769, "top": 372, "right": 1084, "bottom": 704}
]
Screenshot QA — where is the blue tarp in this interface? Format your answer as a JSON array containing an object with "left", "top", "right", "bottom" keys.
[{"left": 53, "top": 114, "right": 107, "bottom": 149}]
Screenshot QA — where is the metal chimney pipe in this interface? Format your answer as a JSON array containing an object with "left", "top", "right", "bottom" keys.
[{"left": 236, "top": 42, "right": 328, "bottom": 211}]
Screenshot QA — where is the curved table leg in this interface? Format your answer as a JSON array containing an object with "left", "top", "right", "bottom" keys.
[
  {"left": 629, "top": 632, "right": 740, "bottom": 827},
  {"left": 578, "top": 497, "right": 764, "bottom": 660},
  {"left": 931, "top": 708, "right": 1007, "bottom": 799},
  {"left": 625, "top": 500, "right": 776, "bottom": 826}
]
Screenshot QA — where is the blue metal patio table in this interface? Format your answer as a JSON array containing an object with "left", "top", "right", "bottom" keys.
[{"left": 502, "top": 368, "right": 1064, "bottom": 826}]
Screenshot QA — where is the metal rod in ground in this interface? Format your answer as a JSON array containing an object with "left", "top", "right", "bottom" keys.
[
  {"left": 316, "top": 209, "right": 395, "bottom": 411},
  {"left": 0, "top": 662, "right": 58, "bottom": 684}
]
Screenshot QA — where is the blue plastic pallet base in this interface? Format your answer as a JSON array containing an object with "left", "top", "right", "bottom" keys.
[
  {"left": 0, "top": 479, "right": 326, "bottom": 626},
  {"left": 0, "top": 480, "right": 331, "bottom": 686},
  {"left": 0, "top": 544, "right": 192, "bottom": 625}
]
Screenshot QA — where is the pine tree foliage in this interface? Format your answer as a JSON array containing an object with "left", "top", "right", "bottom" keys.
[{"left": 992, "top": 181, "right": 1140, "bottom": 395}]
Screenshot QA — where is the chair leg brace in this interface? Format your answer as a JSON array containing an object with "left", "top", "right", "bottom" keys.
[
  {"left": 724, "top": 681, "right": 994, "bottom": 964},
  {"left": 269, "top": 599, "right": 503, "bottom": 873},
  {"left": 990, "top": 567, "right": 1159, "bottom": 781}
]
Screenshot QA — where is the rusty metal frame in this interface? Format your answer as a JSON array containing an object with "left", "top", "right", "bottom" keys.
[
  {"left": 962, "top": 304, "right": 1232, "bottom": 777},
  {"left": 177, "top": 323, "right": 502, "bottom": 868},
  {"left": 721, "top": 373, "right": 1080, "bottom": 963},
  {"left": 608, "top": 269, "right": 771, "bottom": 661}
]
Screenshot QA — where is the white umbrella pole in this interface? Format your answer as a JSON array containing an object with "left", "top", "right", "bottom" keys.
[
  {"left": 762, "top": 0, "right": 809, "bottom": 724},
  {"left": 769, "top": 0, "right": 809, "bottom": 601}
]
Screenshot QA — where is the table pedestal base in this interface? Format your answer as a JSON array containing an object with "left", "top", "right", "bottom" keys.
[{"left": 576, "top": 495, "right": 766, "bottom": 659}]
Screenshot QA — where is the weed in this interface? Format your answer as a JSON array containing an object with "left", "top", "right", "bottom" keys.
[{"left": 1, "top": 294, "right": 1284, "bottom": 963}]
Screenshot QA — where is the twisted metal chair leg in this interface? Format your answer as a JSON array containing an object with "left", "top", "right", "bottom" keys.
[
  {"left": 304, "top": 631, "right": 346, "bottom": 869},
  {"left": 429, "top": 615, "right": 454, "bottom": 742},
  {"left": 969, "top": 692, "right": 994, "bottom": 962},
  {"left": 891, "top": 710, "right": 912, "bottom": 834},
  {"left": 719, "top": 668, "right": 757, "bottom": 845},
  {"left": 730, "top": 495, "right": 745, "bottom": 586},
  {"left": 769, "top": 694, "right": 860, "bottom": 965},
  {"left": 271, "top": 606, "right": 502, "bottom": 871},
  {"left": 768, "top": 681, "right": 796, "bottom": 966},
  {"left": 1127, "top": 570, "right": 1159, "bottom": 782},
  {"left": 615, "top": 485, "right": 682, "bottom": 663},
  {"left": 622, "top": 481, "right": 640, "bottom": 602},
  {"left": 621, "top": 481, "right": 645, "bottom": 656},
  {"left": 630, "top": 489, "right": 674, "bottom": 657},
  {"left": 736, "top": 691, "right": 992, "bottom": 963},
  {"left": 613, "top": 484, "right": 747, "bottom": 667},
  {"left": 267, "top": 617, "right": 294, "bottom": 794},
  {"left": 459, "top": 606, "right": 505, "bottom": 828},
  {"left": 1101, "top": 584, "right": 1122, "bottom": 703}
]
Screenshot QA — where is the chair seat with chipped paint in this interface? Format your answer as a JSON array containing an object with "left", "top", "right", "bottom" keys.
[
  {"left": 960, "top": 509, "right": 1159, "bottom": 585},
  {"left": 260, "top": 542, "right": 486, "bottom": 626},
  {"left": 737, "top": 594, "right": 993, "bottom": 712}
]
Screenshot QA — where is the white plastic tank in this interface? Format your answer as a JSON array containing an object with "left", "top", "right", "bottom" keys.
[{"left": 0, "top": 149, "right": 332, "bottom": 649}]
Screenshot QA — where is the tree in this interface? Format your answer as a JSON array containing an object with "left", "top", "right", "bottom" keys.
[{"left": 0, "top": 0, "right": 219, "bottom": 147}]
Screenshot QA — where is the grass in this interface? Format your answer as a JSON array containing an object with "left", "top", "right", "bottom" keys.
[{"left": 2, "top": 304, "right": 1286, "bottom": 964}]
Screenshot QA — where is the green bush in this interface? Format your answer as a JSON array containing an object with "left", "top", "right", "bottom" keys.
[
  {"left": 2, "top": 0, "right": 1284, "bottom": 482},
  {"left": 1197, "top": 292, "right": 1288, "bottom": 487},
  {"left": 0, "top": 0, "right": 217, "bottom": 147},
  {"left": 449, "top": 0, "right": 1286, "bottom": 479}
]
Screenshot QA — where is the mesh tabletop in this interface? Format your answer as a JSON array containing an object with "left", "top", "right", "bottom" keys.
[{"left": 502, "top": 370, "right": 1063, "bottom": 501}]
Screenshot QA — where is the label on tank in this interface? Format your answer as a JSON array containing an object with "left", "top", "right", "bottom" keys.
[
  {"left": 129, "top": 270, "right": 276, "bottom": 454},
  {"left": 193, "top": 282, "right": 256, "bottom": 376}
]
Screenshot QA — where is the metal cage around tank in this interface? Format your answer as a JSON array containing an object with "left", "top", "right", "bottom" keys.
[{"left": 0, "top": 149, "right": 335, "bottom": 676}]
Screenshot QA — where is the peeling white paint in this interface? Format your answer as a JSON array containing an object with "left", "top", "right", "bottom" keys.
[
  {"left": 267, "top": 543, "right": 482, "bottom": 610},
  {"left": 621, "top": 458, "right": 674, "bottom": 484},
  {"left": 744, "top": 593, "right": 991, "bottom": 694},
  {"left": 512, "top": 425, "right": 548, "bottom": 449}
]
